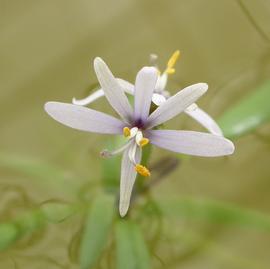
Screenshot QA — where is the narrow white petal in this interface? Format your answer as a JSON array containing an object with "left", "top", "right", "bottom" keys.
[
  {"left": 155, "top": 73, "right": 168, "bottom": 93},
  {"left": 185, "top": 106, "right": 223, "bottom": 136},
  {"left": 152, "top": 93, "right": 167, "bottom": 106},
  {"left": 72, "top": 79, "right": 134, "bottom": 107},
  {"left": 116, "top": 78, "right": 135, "bottom": 95},
  {"left": 94, "top": 57, "right": 133, "bottom": 123},
  {"left": 44, "top": 102, "right": 125, "bottom": 134},
  {"left": 146, "top": 83, "right": 208, "bottom": 129},
  {"left": 146, "top": 130, "right": 234, "bottom": 157},
  {"left": 185, "top": 103, "right": 198, "bottom": 112},
  {"left": 72, "top": 89, "right": 105, "bottom": 106},
  {"left": 134, "top": 67, "right": 158, "bottom": 123},
  {"left": 119, "top": 142, "right": 141, "bottom": 217}
]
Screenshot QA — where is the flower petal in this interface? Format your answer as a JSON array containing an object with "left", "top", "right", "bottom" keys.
[
  {"left": 185, "top": 105, "right": 223, "bottom": 136},
  {"left": 44, "top": 102, "right": 125, "bottom": 134},
  {"left": 152, "top": 93, "right": 167, "bottom": 106},
  {"left": 72, "top": 79, "right": 134, "bottom": 107},
  {"left": 116, "top": 78, "right": 134, "bottom": 95},
  {"left": 155, "top": 73, "right": 168, "bottom": 93},
  {"left": 146, "top": 130, "right": 234, "bottom": 157},
  {"left": 146, "top": 83, "right": 208, "bottom": 129},
  {"left": 72, "top": 89, "right": 105, "bottom": 106},
  {"left": 134, "top": 67, "right": 158, "bottom": 123},
  {"left": 94, "top": 57, "right": 133, "bottom": 123},
  {"left": 119, "top": 142, "right": 142, "bottom": 217}
]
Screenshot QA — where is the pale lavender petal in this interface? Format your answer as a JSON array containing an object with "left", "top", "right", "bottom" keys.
[
  {"left": 119, "top": 142, "right": 141, "bottom": 217},
  {"left": 155, "top": 73, "right": 168, "bottom": 93},
  {"left": 72, "top": 89, "right": 105, "bottom": 106},
  {"left": 72, "top": 79, "right": 134, "bottom": 106},
  {"left": 146, "top": 83, "right": 208, "bottom": 129},
  {"left": 185, "top": 106, "right": 223, "bottom": 136},
  {"left": 94, "top": 57, "right": 133, "bottom": 123},
  {"left": 134, "top": 67, "right": 158, "bottom": 123},
  {"left": 146, "top": 130, "right": 234, "bottom": 157},
  {"left": 45, "top": 102, "right": 125, "bottom": 134},
  {"left": 116, "top": 78, "right": 134, "bottom": 95},
  {"left": 152, "top": 93, "right": 166, "bottom": 106}
]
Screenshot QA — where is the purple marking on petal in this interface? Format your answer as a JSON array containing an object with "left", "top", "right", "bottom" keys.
[
  {"left": 146, "top": 130, "right": 234, "bottom": 157},
  {"left": 45, "top": 102, "right": 125, "bottom": 134}
]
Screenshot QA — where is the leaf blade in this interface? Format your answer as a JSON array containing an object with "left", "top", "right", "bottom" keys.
[
  {"left": 115, "top": 220, "right": 150, "bottom": 269},
  {"left": 79, "top": 193, "right": 115, "bottom": 269},
  {"left": 218, "top": 80, "right": 270, "bottom": 139}
]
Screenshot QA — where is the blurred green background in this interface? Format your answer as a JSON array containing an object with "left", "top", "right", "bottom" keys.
[{"left": 1, "top": 0, "right": 270, "bottom": 268}]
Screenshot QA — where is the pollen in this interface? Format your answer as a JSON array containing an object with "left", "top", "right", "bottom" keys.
[
  {"left": 166, "top": 50, "right": 180, "bottom": 75},
  {"left": 139, "top": 138, "right": 149, "bottom": 147},
  {"left": 135, "top": 164, "right": 151, "bottom": 177},
  {"left": 123, "top": 127, "right": 131, "bottom": 137}
]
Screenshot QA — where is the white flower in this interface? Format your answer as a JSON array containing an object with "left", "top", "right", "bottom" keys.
[
  {"left": 45, "top": 57, "right": 234, "bottom": 217},
  {"left": 73, "top": 51, "right": 223, "bottom": 136}
]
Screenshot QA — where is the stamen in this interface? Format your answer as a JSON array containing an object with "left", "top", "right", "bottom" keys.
[
  {"left": 100, "top": 141, "right": 132, "bottom": 158},
  {"left": 139, "top": 138, "right": 149, "bottom": 147},
  {"left": 135, "top": 131, "right": 143, "bottom": 145},
  {"left": 167, "top": 50, "right": 180, "bottom": 69},
  {"left": 135, "top": 164, "right": 151, "bottom": 177},
  {"left": 128, "top": 142, "right": 138, "bottom": 165},
  {"left": 123, "top": 127, "right": 131, "bottom": 137},
  {"left": 165, "top": 50, "right": 180, "bottom": 75},
  {"left": 149, "top": 54, "right": 158, "bottom": 66},
  {"left": 166, "top": 68, "right": 175, "bottom": 75}
]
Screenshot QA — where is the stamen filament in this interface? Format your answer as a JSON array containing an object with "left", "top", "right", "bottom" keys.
[{"left": 100, "top": 140, "right": 132, "bottom": 158}]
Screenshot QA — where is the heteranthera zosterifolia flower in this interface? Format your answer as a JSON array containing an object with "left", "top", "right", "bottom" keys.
[
  {"left": 72, "top": 51, "right": 223, "bottom": 136},
  {"left": 45, "top": 57, "right": 235, "bottom": 217}
]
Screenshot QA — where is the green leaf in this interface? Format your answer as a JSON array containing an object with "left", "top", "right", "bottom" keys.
[
  {"left": 0, "top": 223, "right": 19, "bottom": 251},
  {"left": 40, "top": 200, "right": 78, "bottom": 223},
  {"left": 150, "top": 197, "right": 270, "bottom": 231},
  {"left": 0, "top": 153, "right": 79, "bottom": 194},
  {"left": 116, "top": 220, "right": 150, "bottom": 269},
  {"left": 0, "top": 210, "right": 46, "bottom": 251},
  {"left": 218, "top": 80, "right": 270, "bottom": 139},
  {"left": 79, "top": 193, "right": 115, "bottom": 269}
]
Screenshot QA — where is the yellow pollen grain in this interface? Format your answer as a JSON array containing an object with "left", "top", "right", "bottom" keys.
[
  {"left": 139, "top": 138, "right": 149, "bottom": 147},
  {"left": 167, "top": 50, "right": 180, "bottom": 69},
  {"left": 135, "top": 164, "right": 151, "bottom": 177},
  {"left": 123, "top": 127, "right": 131, "bottom": 137}
]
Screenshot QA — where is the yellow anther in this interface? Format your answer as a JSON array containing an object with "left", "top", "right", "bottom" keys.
[
  {"left": 135, "top": 164, "right": 151, "bottom": 177},
  {"left": 123, "top": 127, "right": 131, "bottom": 137},
  {"left": 166, "top": 68, "right": 175, "bottom": 75},
  {"left": 139, "top": 138, "right": 149, "bottom": 147},
  {"left": 167, "top": 50, "right": 180, "bottom": 69}
]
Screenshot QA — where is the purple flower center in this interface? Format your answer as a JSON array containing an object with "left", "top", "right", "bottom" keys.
[{"left": 133, "top": 118, "right": 145, "bottom": 129}]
